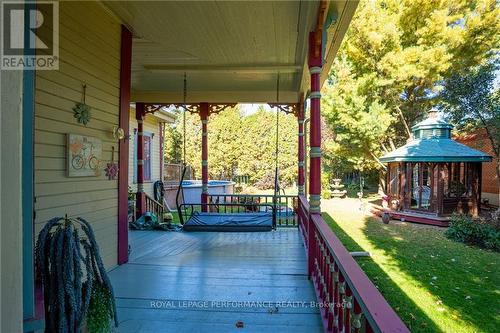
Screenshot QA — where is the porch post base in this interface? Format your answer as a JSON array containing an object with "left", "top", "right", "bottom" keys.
[{"left": 136, "top": 191, "right": 146, "bottom": 219}]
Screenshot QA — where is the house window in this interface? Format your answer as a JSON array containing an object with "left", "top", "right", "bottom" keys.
[
  {"left": 143, "top": 135, "right": 152, "bottom": 181},
  {"left": 133, "top": 132, "right": 152, "bottom": 182}
]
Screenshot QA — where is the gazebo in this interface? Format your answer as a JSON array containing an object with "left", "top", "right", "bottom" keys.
[{"left": 380, "top": 113, "right": 492, "bottom": 226}]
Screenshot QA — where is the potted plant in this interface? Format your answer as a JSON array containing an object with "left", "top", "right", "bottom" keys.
[{"left": 35, "top": 216, "right": 118, "bottom": 333}]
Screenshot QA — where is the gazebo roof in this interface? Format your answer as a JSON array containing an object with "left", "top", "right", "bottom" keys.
[{"left": 380, "top": 115, "right": 492, "bottom": 163}]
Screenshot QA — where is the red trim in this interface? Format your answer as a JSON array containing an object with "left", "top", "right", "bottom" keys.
[
  {"left": 308, "top": 31, "right": 322, "bottom": 201},
  {"left": 200, "top": 102, "right": 209, "bottom": 212},
  {"left": 304, "top": 208, "right": 410, "bottom": 332},
  {"left": 298, "top": 101, "right": 305, "bottom": 189},
  {"left": 159, "top": 122, "right": 164, "bottom": 181},
  {"left": 118, "top": 25, "right": 132, "bottom": 265},
  {"left": 136, "top": 103, "right": 146, "bottom": 218}
]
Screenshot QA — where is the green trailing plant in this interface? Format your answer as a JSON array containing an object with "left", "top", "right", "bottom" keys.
[
  {"left": 35, "top": 216, "right": 118, "bottom": 333},
  {"left": 128, "top": 186, "right": 135, "bottom": 201},
  {"left": 86, "top": 282, "right": 114, "bottom": 333},
  {"left": 445, "top": 214, "right": 500, "bottom": 252}
]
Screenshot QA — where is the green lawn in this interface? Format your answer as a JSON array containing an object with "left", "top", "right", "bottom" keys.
[{"left": 322, "top": 198, "right": 500, "bottom": 333}]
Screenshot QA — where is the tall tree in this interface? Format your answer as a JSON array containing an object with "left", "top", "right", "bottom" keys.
[
  {"left": 164, "top": 110, "right": 183, "bottom": 164},
  {"left": 164, "top": 106, "right": 298, "bottom": 187},
  {"left": 440, "top": 59, "right": 500, "bottom": 191},
  {"left": 322, "top": 0, "right": 500, "bottom": 173}
]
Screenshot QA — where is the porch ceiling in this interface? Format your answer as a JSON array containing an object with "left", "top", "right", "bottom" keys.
[{"left": 104, "top": 1, "right": 358, "bottom": 103}]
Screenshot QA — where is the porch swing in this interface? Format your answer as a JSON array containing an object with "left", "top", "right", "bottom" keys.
[{"left": 176, "top": 73, "right": 287, "bottom": 232}]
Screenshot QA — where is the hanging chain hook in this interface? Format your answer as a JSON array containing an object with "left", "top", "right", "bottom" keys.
[
  {"left": 183, "top": 72, "right": 187, "bottom": 165},
  {"left": 82, "top": 84, "right": 87, "bottom": 104}
]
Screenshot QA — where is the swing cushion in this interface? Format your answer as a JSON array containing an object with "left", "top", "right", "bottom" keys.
[{"left": 183, "top": 211, "right": 273, "bottom": 232}]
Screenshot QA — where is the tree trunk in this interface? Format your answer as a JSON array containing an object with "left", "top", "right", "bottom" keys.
[
  {"left": 381, "top": 142, "right": 389, "bottom": 153},
  {"left": 389, "top": 138, "right": 397, "bottom": 151},
  {"left": 396, "top": 106, "right": 412, "bottom": 139},
  {"left": 369, "top": 151, "right": 387, "bottom": 170}
]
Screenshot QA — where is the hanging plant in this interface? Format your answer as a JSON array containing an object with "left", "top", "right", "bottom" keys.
[
  {"left": 35, "top": 216, "right": 118, "bottom": 333},
  {"left": 73, "top": 84, "right": 91, "bottom": 125}
]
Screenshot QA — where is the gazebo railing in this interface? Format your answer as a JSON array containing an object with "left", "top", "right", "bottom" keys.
[{"left": 297, "top": 195, "right": 409, "bottom": 333}]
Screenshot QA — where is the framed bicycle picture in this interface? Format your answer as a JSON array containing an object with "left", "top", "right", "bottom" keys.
[{"left": 67, "top": 134, "right": 103, "bottom": 177}]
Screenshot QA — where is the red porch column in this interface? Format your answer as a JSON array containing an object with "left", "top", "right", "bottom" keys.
[
  {"left": 159, "top": 122, "right": 165, "bottom": 181},
  {"left": 118, "top": 25, "right": 132, "bottom": 264},
  {"left": 200, "top": 102, "right": 209, "bottom": 212},
  {"left": 308, "top": 32, "right": 322, "bottom": 214},
  {"left": 297, "top": 101, "right": 306, "bottom": 196},
  {"left": 135, "top": 102, "right": 146, "bottom": 218}
]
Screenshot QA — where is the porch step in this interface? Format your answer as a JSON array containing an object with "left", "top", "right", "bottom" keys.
[{"left": 371, "top": 204, "right": 449, "bottom": 227}]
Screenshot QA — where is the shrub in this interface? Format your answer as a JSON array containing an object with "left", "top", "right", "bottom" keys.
[
  {"left": 322, "top": 189, "right": 331, "bottom": 199},
  {"left": 445, "top": 214, "right": 500, "bottom": 252},
  {"left": 253, "top": 172, "right": 276, "bottom": 190},
  {"left": 484, "top": 209, "right": 500, "bottom": 230},
  {"left": 346, "top": 182, "right": 361, "bottom": 198}
]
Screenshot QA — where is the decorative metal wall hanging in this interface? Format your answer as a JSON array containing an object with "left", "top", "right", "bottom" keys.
[
  {"left": 73, "top": 84, "right": 92, "bottom": 125},
  {"left": 105, "top": 146, "right": 119, "bottom": 180}
]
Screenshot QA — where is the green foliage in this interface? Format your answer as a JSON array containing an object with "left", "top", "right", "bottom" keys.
[
  {"left": 86, "top": 282, "right": 114, "bottom": 333},
  {"left": 165, "top": 106, "right": 298, "bottom": 187},
  {"left": 322, "top": 0, "right": 500, "bottom": 174},
  {"left": 164, "top": 111, "right": 183, "bottom": 164},
  {"left": 445, "top": 214, "right": 500, "bottom": 251},
  {"left": 322, "top": 189, "right": 332, "bottom": 199},
  {"left": 128, "top": 186, "right": 135, "bottom": 201},
  {"left": 346, "top": 182, "right": 362, "bottom": 198},
  {"left": 440, "top": 58, "right": 500, "bottom": 181},
  {"left": 323, "top": 205, "right": 500, "bottom": 333}
]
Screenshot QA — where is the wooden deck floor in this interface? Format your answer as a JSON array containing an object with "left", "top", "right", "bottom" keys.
[{"left": 109, "top": 229, "right": 322, "bottom": 333}]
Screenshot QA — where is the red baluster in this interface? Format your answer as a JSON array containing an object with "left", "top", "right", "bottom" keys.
[
  {"left": 345, "top": 285, "right": 353, "bottom": 333},
  {"left": 327, "top": 255, "right": 334, "bottom": 331},
  {"left": 352, "top": 298, "right": 363, "bottom": 333},
  {"left": 338, "top": 274, "right": 346, "bottom": 332},
  {"left": 307, "top": 218, "right": 315, "bottom": 279},
  {"left": 333, "top": 264, "right": 340, "bottom": 333}
]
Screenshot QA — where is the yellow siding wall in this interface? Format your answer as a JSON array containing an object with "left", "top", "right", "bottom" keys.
[
  {"left": 128, "top": 109, "right": 162, "bottom": 198},
  {"left": 34, "top": 2, "right": 121, "bottom": 269}
]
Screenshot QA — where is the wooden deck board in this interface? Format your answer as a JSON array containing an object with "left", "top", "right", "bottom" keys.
[{"left": 109, "top": 229, "right": 322, "bottom": 332}]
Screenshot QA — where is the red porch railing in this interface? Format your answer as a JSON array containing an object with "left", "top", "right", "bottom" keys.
[
  {"left": 297, "top": 195, "right": 409, "bottom": 333},
  {"left": 145, "top": 194, "right": 165, "bottom": 221}
]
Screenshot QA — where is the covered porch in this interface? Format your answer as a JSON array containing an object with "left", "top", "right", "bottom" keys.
[
  {"left": 104, "top": 0, "right": 410, "bottom": 332},
  {"left": 110, "top": 229, "right": 322, "bottom": 332},
  {"left": 10, "top": 1, "right": 410, "bottom": 332}
]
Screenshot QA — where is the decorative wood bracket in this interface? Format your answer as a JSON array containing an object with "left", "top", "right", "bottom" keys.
[
  {"left": 209, "top": 103, "right": 237, "bottom": 115},
  {"left": 173, "top": 103, "right": 201, "bottom": 114},
  {"left": 268, "top": 103, "right": 300, "bottom": 117},
  {"left": 144, "top": 104, "right": 163, "bottom": 115},
  {"left": 142, "top": 102, "right": 237, "bottom": 116}
]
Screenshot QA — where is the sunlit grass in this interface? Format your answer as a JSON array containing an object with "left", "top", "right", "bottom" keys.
[{"left": 322, "top": 198, "right": 500, "bottom": 333}]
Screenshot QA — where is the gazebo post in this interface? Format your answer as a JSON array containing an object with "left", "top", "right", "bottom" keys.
[
  {"left": 471, "top": 162, "right": 481, "bottom": 217},
  {"left": 297, "top": 100, "right": 305, "bottom": 196},
  {"left": 200, "top": 102, "right": 209, "bottom": 212},
  {"left": 308, "top": 31, "right": 322, "bottom": 214},
  {"left": 135, "top": 102, "right": 146, "bottom": 218}
]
